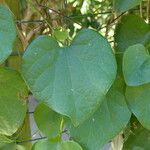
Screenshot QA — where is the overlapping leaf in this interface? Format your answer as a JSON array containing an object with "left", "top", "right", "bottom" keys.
[
  {"left": 66, "top": 79, "right": 131, "bottom": 150},
  {"left": 34, "top": 103, "right": 63, "bottom": 138},
  {"left": 115, "top": 15, "right": 150, "bottom": 52},
  {"left": 22, "top": 29, "right": 117, "bottom": 126},
  {"left": 123, "top": 44, "right": 150, "bottom": 86},
  {"left": 0, "top": 68, "right": 27, "bottom": 136},
  {"left": 126, "top": 84, "right": 150, "bottom": 130},
  {"left": 113, "top": 0, "right": 142, "bottom": 13},
  {"left": 0, "top": 5, "right": 16, "bottom": 64},
  {"left": 32, "top": 140, "right": 83, "bottom": 150}
]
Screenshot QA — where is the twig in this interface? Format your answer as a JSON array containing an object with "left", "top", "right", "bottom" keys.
[
  {"left": 16, "top": 137, "right": 47, "bottom": 144},
  {"left": 16, "top": 20, "right": 44, "bottom": 24},
  {"left": 10, "top": 51, "right": 24, "bottom": 56},
  {"left": 39, "top": 4, "right": 82, "bottom": 27},
  {"left": 26, "top": 111, "right": 34, "bottom": 114},
  {"left": 98, "top": 12, "right": 126, "bottom": 30},
  {"left": 147, "top": 0, "right": 150, "bottom": 23}
]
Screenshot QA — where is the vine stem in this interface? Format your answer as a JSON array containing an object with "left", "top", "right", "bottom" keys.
[
  {"left": 140, "top": 1, "right": 143, "bottom": 18},
  {"left": 147, "top": 0, "right": 150, "bottom": 23},
  {"left": 16, "top": 20, "right": 44, "bottom": 24},
  {"left": 38, "top": 4, "right": 82, "bottom": 27},
  {"left": 98, "top": 12, "right": 126, "bottom": 30},
  {"left": 16, "top": 137, "right": 47, "bottom": 144}
]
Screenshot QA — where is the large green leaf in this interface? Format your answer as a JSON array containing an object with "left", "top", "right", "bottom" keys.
[
  {"left": 115, "top": 15, "right": 150, "bottom": 52},
  {"left": 0, "top": 5, "right": 16, "bottom": 64},
  {"left": 113, "top": 0, "right": 142, "bottom": 13},
  {"left": 34, "top": 103, "right": 63, "bottom": 138},
  {"left": 0, "top": 68, "right": 27, "bottom": 136},
  {"left": 126, "top": 84, "right": 150, "bottom": 130},
  {"left": 123, "top": 44, "right": 150, "bottom": 86},
  {"left": 22, "top": 29, "right": 117, "bottom": 126},
  {"left": 32, "top": 140, "right": 83, "bottom": 150},
  {"left": 66, "top": 79, "right": 131, "bottom": 150},
  {"left": 123, "top": 122, "right": 150, "bottom": 150}
]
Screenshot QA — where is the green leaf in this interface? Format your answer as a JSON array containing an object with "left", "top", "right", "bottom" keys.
[
  {"left": 0, "top": 68, "right": 27, "bottom": 136},
  {"left": 32, "top": 140, "right": 83, "bottom": 150},
  {"left": 123, "top": 44, "right": 150, "bottom": 86},
  {"left": 114, "top": 0, "right": 142, "bottom": 13},
  {"left": 0, "top": 142, "right": 16, "bottom": 150},
  {"left": 22, "top": 29, "right": 117, "bottom": 126},
  {"left": 0, "top": 5, "right": 16, "bottom": 64},
  {"left": 123, "top": 123, "right": 150, "bottom": 150},
  {"left": 53, "top": 28, "right": 69, "bottom": 42},
  {"left": 115, "top": 15, "right": 150, "bottom": 52},
  {"left": 66, "top": 79, "right": 131, "bottom": 150},
  {"left": 126, "top": 84, "right": 150, "bottom": 130},
  {"left": 34, "top": 103, "right": 63, "bottom": 138}
]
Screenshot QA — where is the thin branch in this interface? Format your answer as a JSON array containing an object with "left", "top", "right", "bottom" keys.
[
  {"left": 98, "top": 12, "right": 126, "bottom": 30},
  {"left": 26, "top": 111, "right": 34, "bottom": 114},
  {"left": 10, "top": 51, "right": 24, "bottom": 56},
  {"left": 16, "top": 137, "right": 47, "bottom": 144},
  {"left": 16, "top": 20, "right": 44, "bottom": 24},
  {"left": 39, "top": 4, "right": 82, "bottom": 27},
  {"left": 147, "top": 0, "right": 150, "bottom": 23}
]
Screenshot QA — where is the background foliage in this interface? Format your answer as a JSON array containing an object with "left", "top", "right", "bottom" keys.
[{"left": 0, "top": 0, "right": 150, "bottom": 150}]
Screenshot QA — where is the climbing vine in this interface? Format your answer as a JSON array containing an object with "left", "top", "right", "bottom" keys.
[{"left": 0, "top": 0, "right": 150, "bottom": 150}]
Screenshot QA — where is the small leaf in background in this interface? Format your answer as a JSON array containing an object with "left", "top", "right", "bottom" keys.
[
  {"left": 113, "top": 0, "right": 142, "bottom": 13},
  {"left": 0, "top": 68, "right": 27, "bottom": 136},
  {"left": 126, "top": 83, "right": 150, "bottom": 130},
  {"left": 34, "top": 103, "right": 63, "bottom": 138},
  {"left": 32, "top": 140, "right": 83, "bottom": 150},
  {"left": 66, "top": 79, "right": 131, "bottom": 150},
  {"left": 115, "top": 15, "right": 150, "bottom": 52},
  {"left": 53, "top": 28, "right": 69, "bottom": 42},
  {"left": 8, "top": 37, "right": 24, "bottom": 71},
  {"left": 0, "top": 5, "right": 16, "bottom": 64},
  {"left": 22, "top": 29, "right": 117, "bottom": 126},
  {"left": 123, "top": 121, "right": 150, "bottom": 150},
  {"left": 123, "top": 44, "right": 150, "bottom": 86}
]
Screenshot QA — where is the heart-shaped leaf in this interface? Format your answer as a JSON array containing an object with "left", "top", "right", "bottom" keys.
[
  {"left": 115, "top": 15, "right": 150, "bottom": 52},
  {"left": 66, "top": 79, "right": 131, "bottom": 150},
  {"left": 0, "top": 68, "right": 27, "bottom": 136},
  {"left": 126, "top": 83, "right": 150, "bottom": 130},
  {"left": 32, "top": 140, "right": 83, "bottom": 150},
  {"left": 123, "top": 44, "right": 150, "bottom": 86},
  {"left": 0, "top": 5, "right": 16, "bottom": 64},
  {"left": 22, "top": 29, "right": 117, "bottom": 126},
  {"left": 113, "top": 0, "right": 142, "bottom": 13},
  {"left": 34, "top": 103, "right": 63, "bottom": 138}
]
